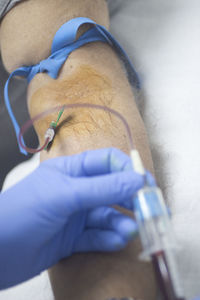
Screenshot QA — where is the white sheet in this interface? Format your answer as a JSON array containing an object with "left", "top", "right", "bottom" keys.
[{"left": 1, "top": 0, "right": 200, "bottom": 299}]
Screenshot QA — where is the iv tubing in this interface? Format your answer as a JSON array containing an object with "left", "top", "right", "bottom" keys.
[{"left": 19, "top": 103, "right": 134, "bottom": 154}]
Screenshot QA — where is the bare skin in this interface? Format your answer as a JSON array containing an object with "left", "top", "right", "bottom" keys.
[{"left": 0, "top": 1, "right": 157, "bottom": 299}]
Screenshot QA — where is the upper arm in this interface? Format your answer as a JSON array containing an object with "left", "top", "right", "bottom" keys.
[{"left": 0, "top": 0, "right": 109, "bottom": 73}]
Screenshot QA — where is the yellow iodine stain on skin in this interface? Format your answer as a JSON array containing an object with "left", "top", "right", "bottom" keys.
[{"left": 29, "top": 65, "right": 117, "bottom": 141}]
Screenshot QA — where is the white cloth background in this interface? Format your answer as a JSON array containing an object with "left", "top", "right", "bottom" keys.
[{"left": 1, "top": 0, "right": 200, "bottom": 299}]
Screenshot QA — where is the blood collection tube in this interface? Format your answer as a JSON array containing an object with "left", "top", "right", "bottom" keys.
[{"left": 131, "top": 150, "right": 185, "bottom": 300}]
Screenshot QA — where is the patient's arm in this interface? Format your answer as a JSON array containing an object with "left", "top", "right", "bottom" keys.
[{"left": 0, "top": 0, "right": 156, "bottom": 299}]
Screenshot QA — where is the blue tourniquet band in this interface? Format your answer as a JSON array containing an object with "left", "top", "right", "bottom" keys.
[{"left": 4, "top": 17, "right": 140, "bottom": 155}]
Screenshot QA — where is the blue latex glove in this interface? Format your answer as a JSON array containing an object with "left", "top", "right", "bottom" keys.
[{"left": 0, "top": 148, "right": 153, "bottom": 289}]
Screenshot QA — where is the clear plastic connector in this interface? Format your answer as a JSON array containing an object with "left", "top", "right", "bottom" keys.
[
  {"left": 133, "top": 186, "right": 177, "bottom": 261},
  {"left": 44, "top": 128, "right": 55, "bottom": 142}
]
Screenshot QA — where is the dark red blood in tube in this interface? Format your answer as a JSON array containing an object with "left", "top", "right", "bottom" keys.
[{"left": 152, "top": 251, "right": 185, "bottom": 300}]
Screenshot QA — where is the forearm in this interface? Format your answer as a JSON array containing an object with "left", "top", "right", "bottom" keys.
[
  {"left": 0, "top": 1, "right": 156, "bottom": 299},
  {"left": 29, "top": 46, "right": 155, "bottom": 300},
  {"left": 28, "top": 42, "right": 153, "bottom": 170}
]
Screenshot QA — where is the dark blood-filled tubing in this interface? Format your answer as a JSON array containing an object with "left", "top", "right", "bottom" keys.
[{"left": 152, "top": 251, "right": 185, "bottom": 300}]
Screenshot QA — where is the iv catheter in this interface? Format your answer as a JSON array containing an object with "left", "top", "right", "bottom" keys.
[{"left": 18, "top": 103, "right": 186, "bottom": 300}]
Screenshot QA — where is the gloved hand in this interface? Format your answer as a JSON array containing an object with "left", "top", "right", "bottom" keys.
[{"left": 0, "top": 147, "right": 154, "bottom": 289}]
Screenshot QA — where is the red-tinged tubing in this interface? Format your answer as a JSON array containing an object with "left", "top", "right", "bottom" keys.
[
  {"left": 18, "top": 103, "right": 134, "bottom": 154},
  {"left": 19, "top": 133, "right": 49, "bottom": 154}
]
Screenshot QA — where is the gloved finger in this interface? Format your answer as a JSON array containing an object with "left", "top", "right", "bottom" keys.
[
  {"left": 69, "top": 170, "right": 144, "bottom": 214},
  {"left": 145, "top": 170, "right": 157, "bottom": 186},
  {"left": 119, "top": 171, "right": 157, "bottom": 211},
  {"left": 73, "top": 229, "right": 129, "bottom": 253},
  {"left": 41, "top": 147, "right": 132, "bottom": 177},
  {"left": 81, "top": 147, "right": 133, "bottom": 175},
  {"left": 86, "top": 207, "right": 138, "bottom": 240}
]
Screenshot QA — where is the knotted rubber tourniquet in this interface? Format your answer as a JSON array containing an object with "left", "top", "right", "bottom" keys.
[{"left": 4, "top": 17, "right": 140, "bottom": 155}]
